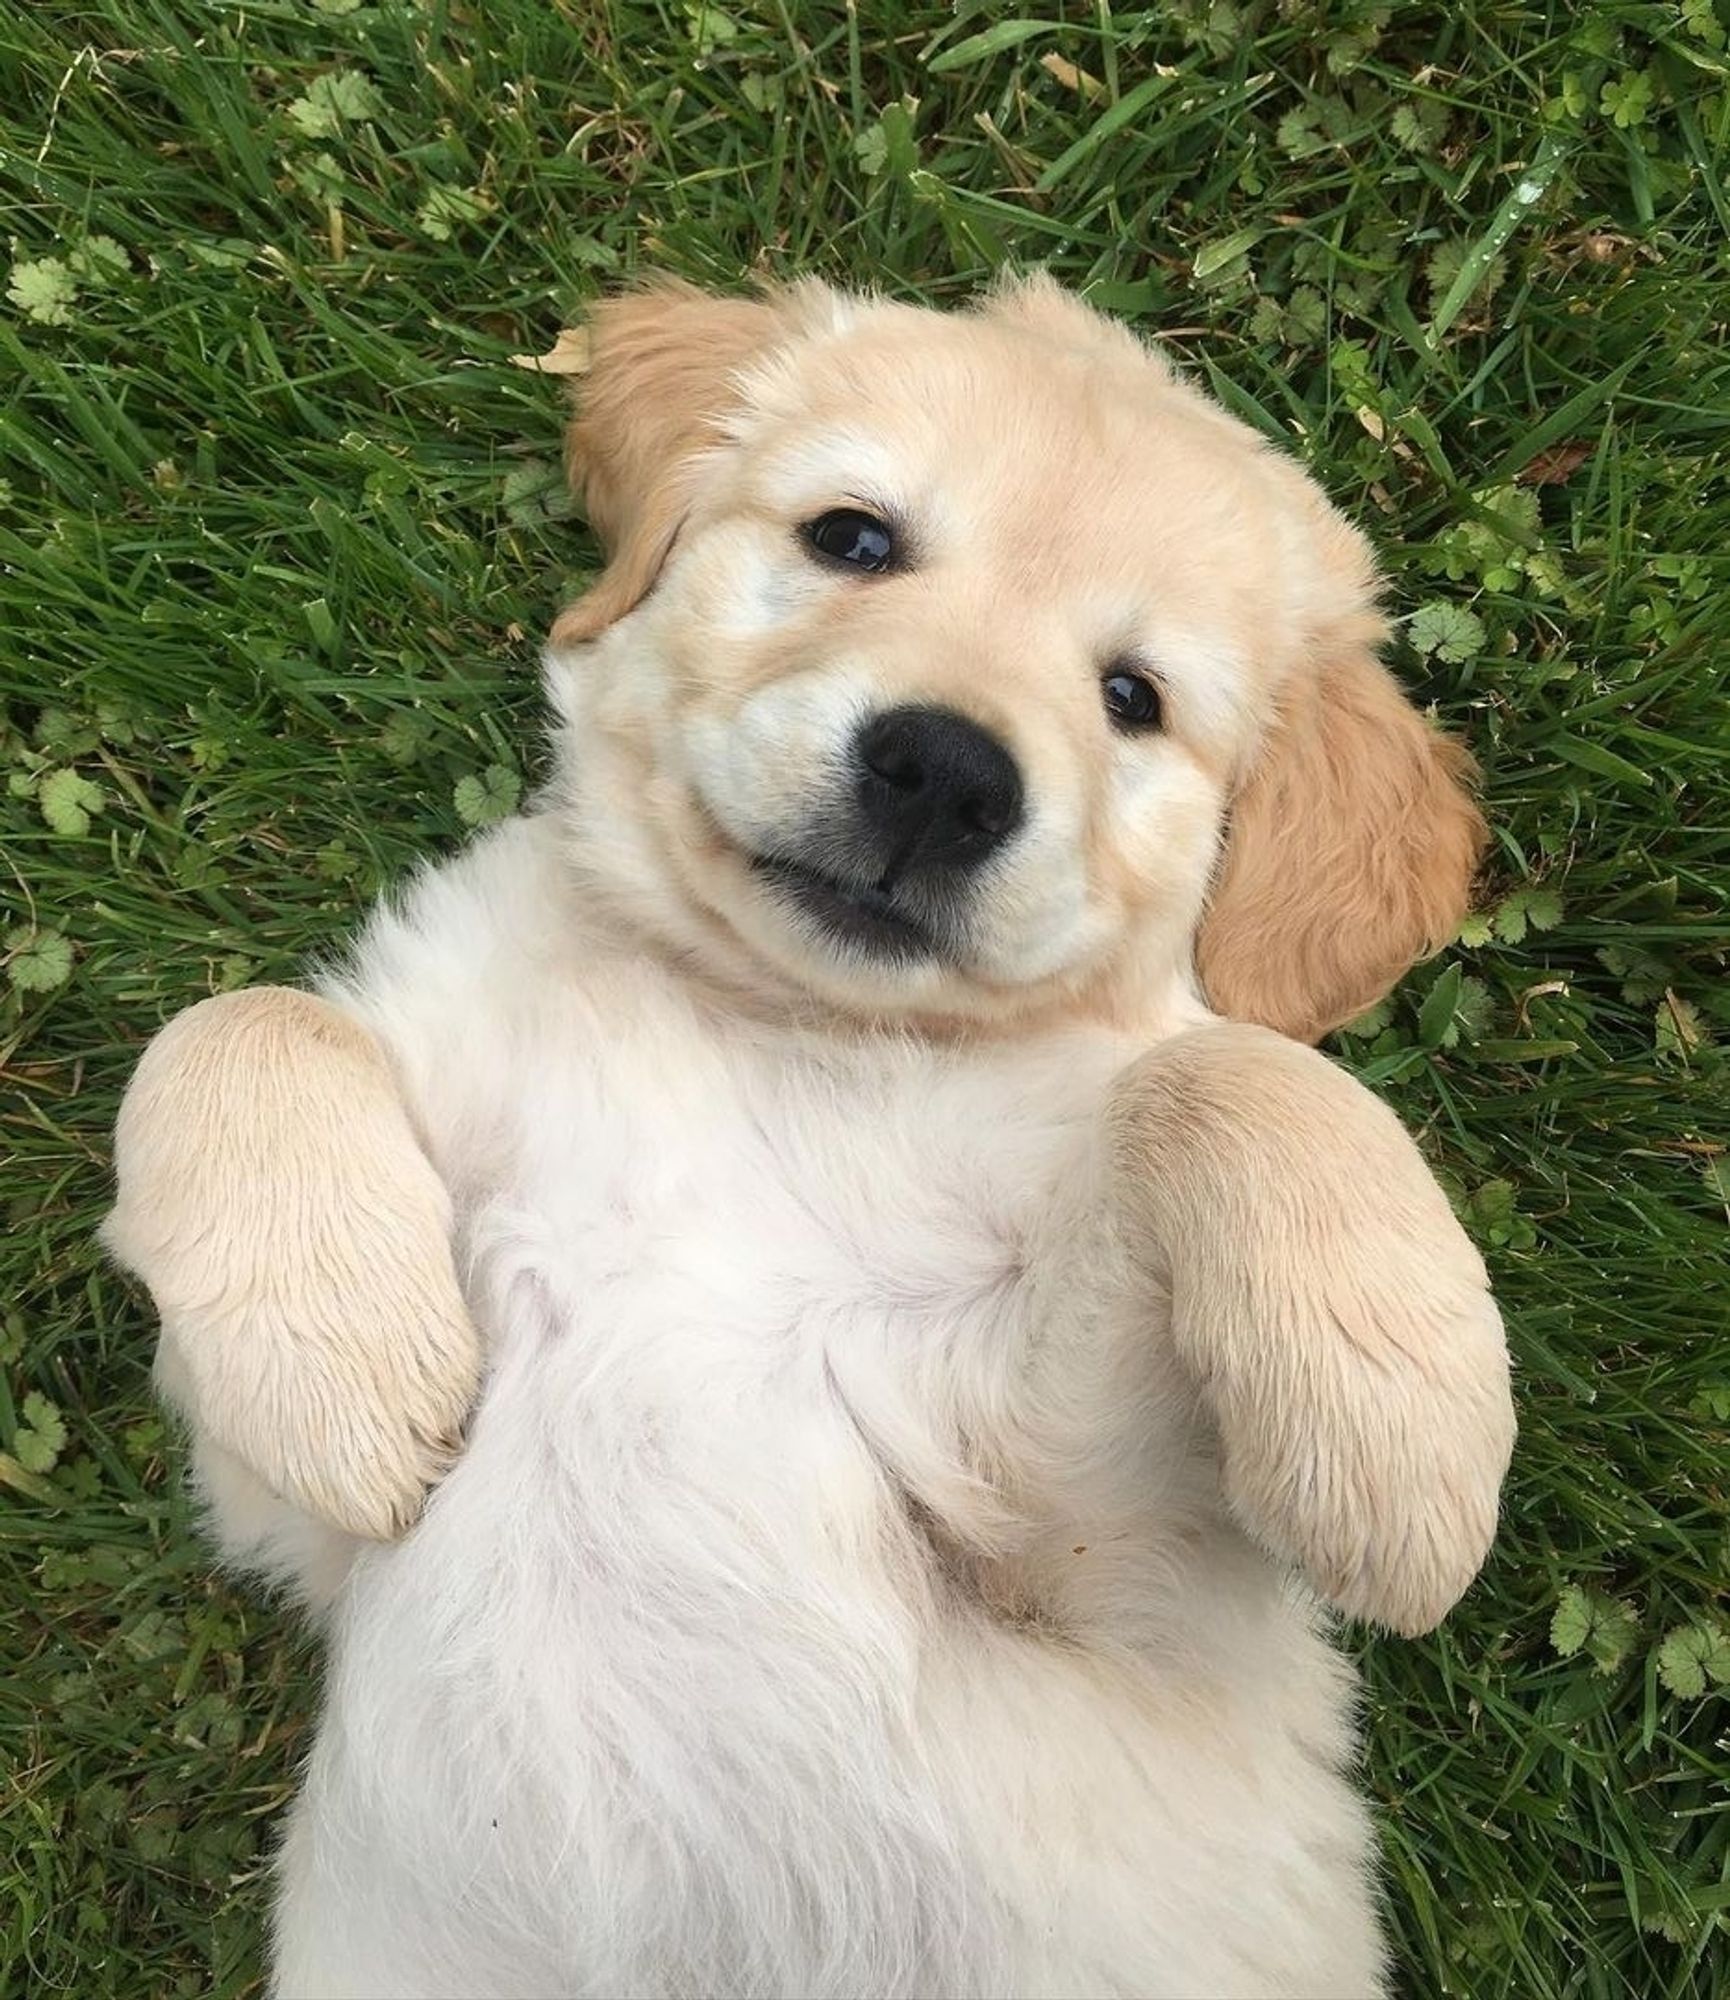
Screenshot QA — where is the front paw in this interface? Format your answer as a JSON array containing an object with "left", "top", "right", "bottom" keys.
[
  {"left": 106, "top": 988, "right": 483, "bottom": 1541},
  {"left": 1197, "top": 1220, "right": 1513, "bottom": 1637},
  {"left": 1113, "top": 1024, "right": 1515, "bottom": 1635},
  {"left": 146, "top": 1258, "right": 479, "bottom": 1544}
]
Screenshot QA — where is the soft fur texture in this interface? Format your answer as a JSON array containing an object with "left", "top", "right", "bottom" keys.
[{"left": 105, "top": 274, "right": 1515, "bottom": 2000}]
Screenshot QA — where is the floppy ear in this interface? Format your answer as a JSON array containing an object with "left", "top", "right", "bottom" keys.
[
  {"left": 1195, "top": 634, "right": 1486, "bottom": 1044},
  {"left": 549, "top": 280, "right": 795, "bottom": 645}
]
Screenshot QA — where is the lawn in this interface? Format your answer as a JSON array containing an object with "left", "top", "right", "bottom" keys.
[{"left": 2, "top": 1, "right": 1726, "bottom": 1994}]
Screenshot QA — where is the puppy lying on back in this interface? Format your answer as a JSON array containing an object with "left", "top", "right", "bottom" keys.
[{"left": 108, "top": 274, "right": 1514, "bottom": 2000}]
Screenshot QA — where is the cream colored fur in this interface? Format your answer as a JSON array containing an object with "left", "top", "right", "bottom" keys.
[
  {"left": 105, "top": 274, "right": 1515, "bottom": 2000},
  {"left": 106, "top": 989, "right": 480, "bottom": 1546}
]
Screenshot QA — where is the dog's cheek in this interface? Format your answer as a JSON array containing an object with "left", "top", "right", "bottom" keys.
[
  {"left": 678, "top": 666, "right": 881, "bottom": 853},
  {"left": 1100, "top": 749, "right": 1226, "bottom": 938},
  {"left": 696, "top": 535, "right": 821, "bottom": 643},
  {"left": 952, "top": 763, "right": 1095, "bottom": 984}
]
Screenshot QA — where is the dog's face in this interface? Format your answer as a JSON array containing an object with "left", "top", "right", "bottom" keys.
[{"left": 546, "top": 277, "right": 1483, "bottom": 1041}]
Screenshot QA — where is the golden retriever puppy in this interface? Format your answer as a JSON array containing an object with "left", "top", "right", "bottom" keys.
[{"left": 106, "top": 273, "right": 1514, "bottom": 1999}]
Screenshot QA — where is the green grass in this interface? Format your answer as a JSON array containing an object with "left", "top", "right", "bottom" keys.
[{"left": 2, "top": 1, "right": 1727, "bottom": 1993}]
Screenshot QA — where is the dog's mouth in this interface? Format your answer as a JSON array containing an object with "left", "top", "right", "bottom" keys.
[{"left": 749, "top": 851, "right": 944, "bottom": 965}]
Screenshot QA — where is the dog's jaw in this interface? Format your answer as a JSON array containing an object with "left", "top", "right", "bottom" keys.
[{"left": 748, "top": 851, "right": 950, "bottom": 968}]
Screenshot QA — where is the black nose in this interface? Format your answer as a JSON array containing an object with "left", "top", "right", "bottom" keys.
[{"left": 853, "top": 706, "right": 1025, "bottom": 878}]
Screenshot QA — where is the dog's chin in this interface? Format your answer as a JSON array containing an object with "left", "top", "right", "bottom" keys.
[
  {"left": 670, "top": 835, "right": 1000, "bottom": 1019},
  {"left": 748, "top": 853, "right": 950, "bottom": 970},
  {"left": 650, "top": 809, "right": 1080, "bottom": 1021},
  {"left": 673, "top": 853, "right": 1114, "bottom": 1028}
]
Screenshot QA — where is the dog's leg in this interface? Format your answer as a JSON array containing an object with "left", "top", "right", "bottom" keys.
[
  {"left": 1108, "top": 1022, "right": 1515, "bottom": 1635},
  {"left": 105, "top": 988, "right": 482, "bottom": 1593}
]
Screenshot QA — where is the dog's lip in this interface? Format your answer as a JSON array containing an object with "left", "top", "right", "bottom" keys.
[{"left": 748, "top": 850, "right": 939, "bottom": 957}]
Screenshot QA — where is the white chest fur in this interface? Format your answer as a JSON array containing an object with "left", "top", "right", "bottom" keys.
[{"left": 276, "top": 819, "right": 1387, "bottom": 2000}]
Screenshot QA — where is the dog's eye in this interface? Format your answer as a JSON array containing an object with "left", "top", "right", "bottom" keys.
[
  {"left": 803, "top": 509, "right": 895, "bottom": 574},
  {"left": 1102, "top": 666, "right": 1163, "bottom": 732}
]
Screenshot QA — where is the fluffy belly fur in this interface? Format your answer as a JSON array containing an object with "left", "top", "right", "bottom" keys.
[
  {"left": 277, "top": 1287, "right": 1383, "bottom": 2000},
  {"left": 267, "top": 836, "right": 1388, "bottom": 1998}
]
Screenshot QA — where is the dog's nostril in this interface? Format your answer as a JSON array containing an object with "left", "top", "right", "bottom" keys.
[
  {"left": 853, "top": 707, "right": 1025, "bottom": 870},
  {"left": 962, "top": 792, "right": 1015, "bottom": 839},
  {"left": 862, "top": 735, "right": 926, "bottom": 794}
]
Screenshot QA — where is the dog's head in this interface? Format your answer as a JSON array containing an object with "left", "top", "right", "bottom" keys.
[{"left": 543, "top": 275, "right": 1483, "bottom": 1040}]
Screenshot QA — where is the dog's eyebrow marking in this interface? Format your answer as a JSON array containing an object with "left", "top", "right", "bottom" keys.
[
  {"left": 1132, "top": 625, "right": 1253, "bottom": 752},
  {"left": 758, "top": 430, "right": 904, "bottom": 512}
]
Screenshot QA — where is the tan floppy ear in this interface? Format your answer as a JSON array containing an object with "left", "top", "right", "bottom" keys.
[
  {"left": 1196, "top": 635, "right": 1486, "bottom": 1044},
  {"left": 549, "top": 280, "right": 795, "bottom": 645}
]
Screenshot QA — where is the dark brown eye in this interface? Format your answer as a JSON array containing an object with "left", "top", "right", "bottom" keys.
[
  {"left": 1102, "top": 666, "right": 1163, "bottom": 732},
  {"left": 803, "top": 509, "right": 895, "bottom": 573}
]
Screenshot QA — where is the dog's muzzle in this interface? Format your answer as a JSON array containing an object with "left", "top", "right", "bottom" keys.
[{"left": 753, "top": 705, "right": 1024, "bottom": 963}]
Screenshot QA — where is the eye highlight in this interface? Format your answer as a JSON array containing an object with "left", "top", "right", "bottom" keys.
[
  {"left": 802, "top": 508, "right": 896, "bottom": 574},
  {"left": 1101, "top": 664, "right": 1163, "bottom": 733}
]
